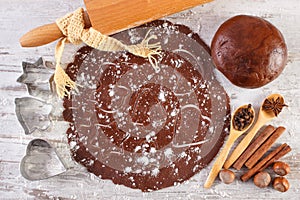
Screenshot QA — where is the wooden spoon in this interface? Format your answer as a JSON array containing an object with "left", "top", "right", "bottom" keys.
[
  {"left": 223, "top": 93, "right": 285, "bottom": 169},
  {"left": 204, "top": 104, "right": 255, "bottom": 188}
]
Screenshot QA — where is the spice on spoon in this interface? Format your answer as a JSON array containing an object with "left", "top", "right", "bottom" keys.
[
  {"left": 262, "top": 96, "right": 287, "bottom": 117},
  {"left": 224, "top": 94, "right": 285, "bottom": 170},
  {"left": 204, "top": 104, "right": 255, "bottom": 188},
  {"left": 233, "top": 104, "right": 254, "bottom": 131}
]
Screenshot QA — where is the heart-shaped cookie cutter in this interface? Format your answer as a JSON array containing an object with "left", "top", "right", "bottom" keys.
[{"left": 20, "top": 139, "right": 67, "bottom": 180}]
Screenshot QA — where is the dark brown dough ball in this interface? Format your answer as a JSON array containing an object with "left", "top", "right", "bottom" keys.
[{"left": 211, "top": 15, "right": 287, "bottom": 88}]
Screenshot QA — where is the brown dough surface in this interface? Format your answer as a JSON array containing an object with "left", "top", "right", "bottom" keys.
[
  {"left": 63, "top": 20, "right": 230, "bottom": 191},
  {"left": 211, "top": 15, "right": 287, "bottom": 88}
]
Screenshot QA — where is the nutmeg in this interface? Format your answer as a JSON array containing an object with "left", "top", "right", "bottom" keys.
[
  {"left": 273, "top": 177, "right": 290, "bottom": 192},
  {"left": 219, "top": 169, "right": 235, "bottom": 184},
  {"left": 253, "top": 171, "right": 271, "bottom": 188},
  {"left": 273, "top": 161, "right": 290, "bottom": 176}
]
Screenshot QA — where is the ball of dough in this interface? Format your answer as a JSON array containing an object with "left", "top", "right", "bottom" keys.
[{"left": 211, "top": 15, "right": 287, "bottom": 88}]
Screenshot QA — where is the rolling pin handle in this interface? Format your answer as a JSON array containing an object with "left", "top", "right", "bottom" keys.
[
  {"left": 19, "top": 23, "right": 64, "bottom": 47},
  {"left": 19, "top": 11, "right": 91, "bottom": 47}
]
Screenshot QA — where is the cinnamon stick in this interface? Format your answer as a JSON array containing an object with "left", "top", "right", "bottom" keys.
[
  {"left": 259, "top": 145, "right": 291, "bottom": 171},
  {"left": 245, "top": 126, "right": 286, "bottom": 169},
  {"left": 233, "top": 125, "right": 275, "bottom": 170},
  {"left": 241, "top": 143, "right": 291, "bottom": 182}
]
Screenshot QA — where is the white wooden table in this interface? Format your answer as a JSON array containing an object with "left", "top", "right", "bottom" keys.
[{"left": 0, "top": 0, "right": 299, "bottom": 199}]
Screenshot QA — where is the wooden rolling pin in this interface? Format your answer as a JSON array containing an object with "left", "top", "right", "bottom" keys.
[{"left": 20, "top": 0, "right": 213, "bottom": 47}]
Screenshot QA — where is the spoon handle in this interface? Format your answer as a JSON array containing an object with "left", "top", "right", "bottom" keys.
[
  {"left": 224, "top": 118, "right": 266, "bottom": 169},
  {"left": 204, "top": 134, "right": 238, "bottom": 188}
]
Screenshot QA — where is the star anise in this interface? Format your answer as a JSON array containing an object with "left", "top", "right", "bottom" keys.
[{"left": 262, "top": 97, "right": 288, "bottom": 117}]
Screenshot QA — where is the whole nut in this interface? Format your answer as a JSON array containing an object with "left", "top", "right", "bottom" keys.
[
  {"left": 219, "top": 169, "right": 235, "bottom": 184},
  {"left": 273, "top": 177, "right": 290, "bottom": 192},
  {"left": 253, "top": 171, "right": 271, "bottom": 188},
  {"left": 273, "top": 161, "right": 290, "bottom": 176}
]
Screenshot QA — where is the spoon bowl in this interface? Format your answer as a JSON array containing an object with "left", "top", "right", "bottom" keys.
[
  {"left": 231, "top": 104, "right": 255, "bottom": 132},
  {"left": 224, "top": 93, "right": 286, "bottom": 169},
  {"left": 204, "top": 104, "right": 255, "bottom": 188},
  {"left": 259, "top": 93, "right": 286, "bottom": 119}
]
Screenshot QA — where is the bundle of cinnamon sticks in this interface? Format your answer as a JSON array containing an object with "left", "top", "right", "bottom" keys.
[{"left": 228, "top": 125, "right": 291, "bottom": 181}]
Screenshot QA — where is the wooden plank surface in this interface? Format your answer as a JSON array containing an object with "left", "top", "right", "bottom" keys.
[{"left": 0, "top": 0, "right": 299, "bottom": 199}]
